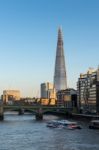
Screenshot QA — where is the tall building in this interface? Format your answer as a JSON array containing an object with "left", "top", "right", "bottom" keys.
[
  {"left": 54, "top": 27, "right": 67, "bottom": 92},
  {"left": 77, "top": 67, "right": 99, "bottom": 114},
  {"left": 40, "top": 82, "right": 56, "bottom": 99},
  {"left": 3, "top": 90, "right": 20, "bottom": 104}
]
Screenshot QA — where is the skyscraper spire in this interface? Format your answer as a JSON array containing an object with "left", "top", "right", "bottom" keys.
[{"left": 54, "top": 27, "right": 67, "bottom": 92}]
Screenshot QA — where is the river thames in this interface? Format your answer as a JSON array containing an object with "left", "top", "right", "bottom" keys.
[{"left": 0, "top": 113, "right": 99, "bottom": 150}]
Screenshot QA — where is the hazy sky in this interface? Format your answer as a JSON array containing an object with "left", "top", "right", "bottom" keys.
[{"left": 0, "top": 0, "right": 99, "bottom": 97}]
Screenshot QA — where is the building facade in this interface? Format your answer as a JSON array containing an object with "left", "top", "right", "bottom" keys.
[
  {"left": 57, "top": 88, "right": 77, "bottom": 108},
  {"left": 40, "top": 98, "right": 56, "bottom": 106},
  {"left": 54, "top": 27, "right": 67, "bottom": 92},
  {"left": 3, "top": 90, "right": 20, "bottom": 104},
  {"left": 40, "top": 82, "right": 56, "bottom": 99},
  {"left": 77, "top": 67, "right": 99, "bottom": 114}
]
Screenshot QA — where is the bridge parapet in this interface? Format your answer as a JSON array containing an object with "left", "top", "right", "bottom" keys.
[{"left": 3, "top": 105, "right": 72, "bottom": 120}]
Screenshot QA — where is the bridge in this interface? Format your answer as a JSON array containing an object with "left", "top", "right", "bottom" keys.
[{"left": 0, "top": 104, "right": 72, "bottom": 120}]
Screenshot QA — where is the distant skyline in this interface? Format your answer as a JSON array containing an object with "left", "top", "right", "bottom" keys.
[{"left": 0, "top": 0, "right": 99, "bottom": 97}]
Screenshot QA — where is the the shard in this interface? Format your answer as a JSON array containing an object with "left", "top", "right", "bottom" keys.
[{"left": 54, "top": 27, "right": 67, "bottom": 92}]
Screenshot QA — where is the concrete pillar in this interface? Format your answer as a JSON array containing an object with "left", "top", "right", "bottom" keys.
[
  {"left": 18, "top": 108, "right": 24, "bottom": 115},
  {"left": 35, "top": 108, "right": 43, "bottom": 120},
  {"left": 0, "top": 104, "right": 4, "bottom": 120}
]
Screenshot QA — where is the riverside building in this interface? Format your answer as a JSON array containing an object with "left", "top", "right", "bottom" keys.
[
  {"left": 77, "top": 67, "right": 99, "bottom": 114},
  {"left": 57, "top": 88, "right": 77, "bottom": 108},
  {"left": 3, "top": 90, "right": 20, "bottom": 104},
  {"left": 40, "top": 82, "right": 56, "bottom": 105},
  {"left": 40, "top": 82, "right": 56, "bottom": 99}
]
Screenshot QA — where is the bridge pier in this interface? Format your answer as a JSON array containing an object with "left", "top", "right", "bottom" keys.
[
  {"left": 18, "top": 108, "right": 24, "bottom": 115},
  {"left": 35, "top": 108, "right": 43, "bottom": 120},
  {"left": 0, "top": 104, "right": 4, "bottom": 121}
]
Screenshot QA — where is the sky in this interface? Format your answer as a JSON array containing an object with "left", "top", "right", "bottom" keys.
[{"left": 0, "top": 0, "right": 99, "bottom": 97}]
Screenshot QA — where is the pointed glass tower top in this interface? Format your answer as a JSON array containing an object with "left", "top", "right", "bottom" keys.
[{"left": 54, "top": 27, "right": 67, "bottom": 92}]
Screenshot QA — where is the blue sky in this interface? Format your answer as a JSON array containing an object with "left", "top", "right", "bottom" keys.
[{"left": 0, "top": 0, "right": 99, "bottom": 97}]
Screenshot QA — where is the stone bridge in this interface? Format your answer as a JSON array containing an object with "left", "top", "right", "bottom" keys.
[{"left": 0, "top": 104, "right": 72, "bottom": 120}]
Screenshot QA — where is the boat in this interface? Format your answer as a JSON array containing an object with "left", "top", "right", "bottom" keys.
[
  {"left": 89, "top": 120, "right": 99, "bottom": 129},
  {"left": 66, "top": 122, "right": 82, "bottom": 130},
  {"left": 46, "top": 120, "right": 81, "bottom": 129},
  {"left": 46, "top": 120, "right": 60, "bottom": 128},
  {"left": 62, "top": 120, "right": 82, "bottom": 129}
]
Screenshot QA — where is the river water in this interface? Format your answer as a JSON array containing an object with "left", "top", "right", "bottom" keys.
[{"left": 0, "top": 113, "right": 99, "bottom": 150}]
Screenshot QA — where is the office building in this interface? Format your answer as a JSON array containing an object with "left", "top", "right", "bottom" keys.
[
  {"left": 77, "top": 67, "right": 99, "bottom": 113},
  {"left": 40, "top": 82, "right": 56, "bottom": 99},
  {"left": 3, "top": 90, "right": 20, "bottom": 104},
  {"left": 57, "top": 88, "right": 77, "bottom": 107}
]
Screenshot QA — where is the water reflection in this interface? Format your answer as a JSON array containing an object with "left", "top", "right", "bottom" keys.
[{"left": 0, "top": 113, "right": 99, "bottom": 150}]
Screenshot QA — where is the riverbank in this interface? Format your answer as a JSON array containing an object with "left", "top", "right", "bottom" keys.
[{"left": 71, "top": 113, "right": 99, "bottom": 121}]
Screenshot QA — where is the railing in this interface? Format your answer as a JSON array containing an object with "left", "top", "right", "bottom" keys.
[{"left": 3, "top": 104, "right": 72, "bottom": 113}]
